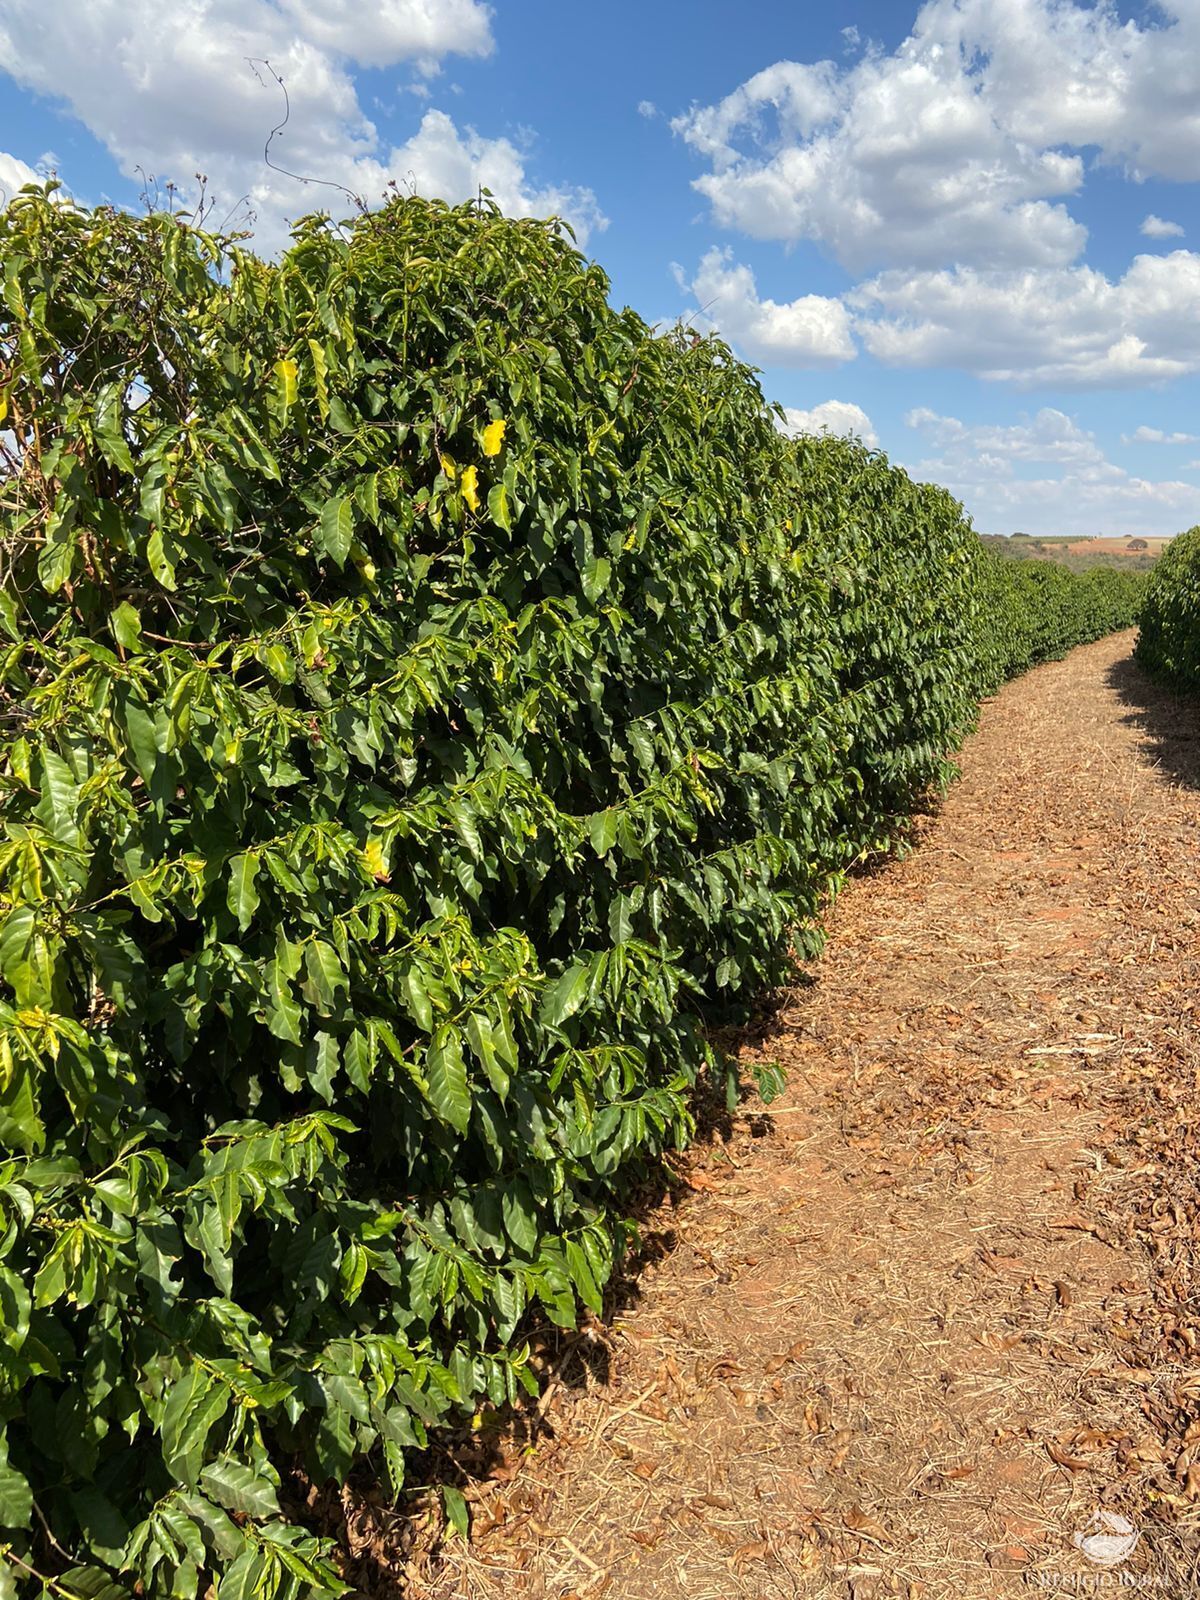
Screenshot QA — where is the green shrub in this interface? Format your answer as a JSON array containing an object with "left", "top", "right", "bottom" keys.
[
  {"left": 0, "top": 188, "right": 1139, "bottom": 1597},
  {"left": 1135, "top": 526, "right": 1200, "bottom": 687},
  {"left": 972, "top": 549, "right": 1145, "bottom": 693}
]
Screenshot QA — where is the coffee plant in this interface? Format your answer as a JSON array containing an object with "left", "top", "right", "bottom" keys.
[
  {"left": 0, "top": 185, "right": 1143, "bottom": 1597},
  {"left": 1136, "top": 526, "right": 1200, "bottom": 687},
  {"left": 973, "top": 552, "right": 1145, "bottom": 692}
]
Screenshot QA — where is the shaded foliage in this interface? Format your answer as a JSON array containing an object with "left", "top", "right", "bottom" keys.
[{"left": 1136, "top": 526, "right": 1200, "bottom": 688}]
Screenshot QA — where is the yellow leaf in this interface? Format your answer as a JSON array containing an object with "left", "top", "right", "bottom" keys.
[
  {"left": 461, "top": 464, "right": 480, "bottom": 513},
  {"left": 362, "top": 838, "right": 390, "bottom": 881},
  {"left": 482, "top": 418, "right": 506, "bottom": 457},
  {"left": 439, "top": 453, "right": 457, "bottom": 482},
  {"left": 0, "top": 388, "right": 7, "bottom": 425},
  {"left": 274, "top": 358, "right": 298, "bottom": 413}
]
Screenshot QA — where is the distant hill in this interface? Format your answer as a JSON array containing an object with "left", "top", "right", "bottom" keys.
[{"left": 978, "top": 533, "right": 1168, "bottom": 572}]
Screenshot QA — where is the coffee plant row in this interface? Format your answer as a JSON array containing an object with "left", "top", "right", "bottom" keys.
[
  {"left": 1136, "top": 526, "right": 1200, "bottom": 686},
  {"left": 974, "top": 554, "right": 1144, "bottom": 688},
  {"left": 0, "top": 188, "right": 1144, "bottom": 1598}
]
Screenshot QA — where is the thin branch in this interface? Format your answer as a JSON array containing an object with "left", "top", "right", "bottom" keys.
[{"left": 246, "top": 57, "right": 366, "bottom": 212}]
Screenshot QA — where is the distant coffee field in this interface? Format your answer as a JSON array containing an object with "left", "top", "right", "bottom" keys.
[{"left": 0, "top": 187, "right": 1147, "bottom": 1599}]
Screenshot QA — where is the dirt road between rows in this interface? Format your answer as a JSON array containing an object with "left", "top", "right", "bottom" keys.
[{"left": 413, "top": 629, "right": 1200, "bottom": 1599}]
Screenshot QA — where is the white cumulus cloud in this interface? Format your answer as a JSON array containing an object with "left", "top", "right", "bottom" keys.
[
  {"left": 389, "top": 110, "right": 606, "bottom": 241},
  {"left": 0, "top": 0, "right": 604, "bottom": 252},
  {"left": 1122, "top": 425, "right": 1199, "bottom": 444},
  {"left": 667, "top": 1, "right": 1200, "bottom": 390},
  {"left": 1141, "top": 214, "right": 1185, "bottom": 240},
  {"left": 673, "top": 1, "right": 1200, "bottom": 276},
  {"left": 677, "top": 247, "right": 855, "bottom": 367},
  {"left": 852, "top": 251, "right": 1200, "bottom": 388},
  {"left": 905, "top": 405, "right": 1104, "bottom": 466},
  {"left": 274, "top": 0, "right": 491, "bottom": 70},
  {"left": 904, "top": 406, "right": 1200, "bottom": 537},
  {"left": 780, "top": 400, "right": 877, "bottom": 446},
  {"left": 0, "top": 150, "right": 43, "bottom": 200}
]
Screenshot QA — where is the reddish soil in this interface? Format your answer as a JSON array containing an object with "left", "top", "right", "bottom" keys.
[{"left": 394, "top": 630, "right": 1200, "bottom": 1599}]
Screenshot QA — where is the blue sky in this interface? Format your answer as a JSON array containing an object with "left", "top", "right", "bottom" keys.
[{"left": 3, "top": 0, "right": 1200, "bottom": 536}]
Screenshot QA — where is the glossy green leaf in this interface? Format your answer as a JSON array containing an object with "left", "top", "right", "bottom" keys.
[
  {"left": 425, "top": 1028, "right": 471, "bottom": 1133},
  {"left": 318, "top": 497, "right": 354, "bottom": 567}
]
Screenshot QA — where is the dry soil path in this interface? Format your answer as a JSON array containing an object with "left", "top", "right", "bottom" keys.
[{"left": 418, "top": 630, "right": 1200, "bottom": 1600}]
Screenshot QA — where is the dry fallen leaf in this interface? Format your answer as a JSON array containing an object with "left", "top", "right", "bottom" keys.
[
  {"left": 843, "top": 1505, "right": 890, "bottom": 1544},
  {"left": 732, "top": 1540, "right": 770, "bottom": 1563}
]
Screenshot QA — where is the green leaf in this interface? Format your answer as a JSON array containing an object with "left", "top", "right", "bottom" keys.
[
  {"left": 0, "top": 905, "right": 55, "bottom": 1006},
  {"left": 224, "top": 408, "right": 281, "bottom": 479},
  {"left": 344, "top": 1027, "right": 376, "bottom": 1092},
  {"left": 37, "top": 502, "right": 77, "bottom": 592},
  {"left": 308, "top": 338, "right": 330, "bottom": 420},
  {"left": 146, "top": 524, "right": 178, "bottom": 589},
  {"left": 34, "top": 1569, "right": 127, "bottom": 1600},
  {"left": 261, "top": 643, "right": 294, "bottom": 683},
  {"left": 607, "top": 893, "right": 634, "bottom": 944},
  {"left": 226, "top": 853, "right": 260, "bottom": 934},
  {"left": 311, "top": 1031, "right": 340, "bottom": 1100},
  {"left": 425, "top": 1028, "right": 471, "bottom": 1134},
  {"left": 338, "top": 1237, "right": 369, "bottom": 1305},
  {"left": 402, "top": 967, "right": 434, "bottom": 1033},
  {"left": 37, "top": 749, "right": 79, "bottom": 844},
  {"left": 0, "top": 1061, "right": 45, "bottom": 1156},
  {"left": 212, "top": 1544, "right": 268, "bottom": 1600},
  {"left": 318, "top": 496, "right": 354, "bottom": 567},
  {"left": 0, "top": 1266, "right": 31, "bottom": 1351},
  {"left": 500, "top": 1179, "right": 537, "bottom": 1254},
  {"left": 304, "top": 940, "right": 347, "bottom": 1015},
  {"left": 94, "top": 381, "right": 134, "bottom": 473},
  {"left": 565, "top": 1237, "right": 603, "bottom": 1313},
  {"left": 355, "top": 471, "right": 381, "bottom": 523},
  {"left": 539, "top": 961, "right": 590, "bottom": 1029},
  {"left": 448, "top": 801, "right": 482, "bottom": 858},
  {"left": 111, "top": 600, "right": 143, "bottom": 653},
  {"left": 200, "top": 1456, "right": 280, "bottom": 1518},
  {"left": 0, "top": 1458, "right": 32, "bottom": 1530},
  {"left": 487, "top": 482, "right": 511, "bottom": 531},
  {"left": 160, "top": 1365, "right": 231, "bottom": 1487},
  {"left": 328, "top": 394, "right": 356, "bottom": 434},
  {"left": 588, "top": 808, "right": 618, "bottom": 857},
  {"left": 118, "top": 690, "right": 161, "bottom": 786},
  {"left": 581, "top": 555, "right": 611, "bottom": 602},
  {"left": 264, "top": 951, "right": 302, "bottom": 1045},
  {"left": 442, "top": 1484, "right": 469, "bottom": 1539},
  {"left": 466, "top": 1011, "right": 508, "bottom": 1100},
  {"left": 753, "top": 1060, "right": 787, "bottom": 1105}
]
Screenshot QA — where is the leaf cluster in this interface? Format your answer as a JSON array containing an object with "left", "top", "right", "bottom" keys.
[
  {"left": 1134, "top": 526, "right": 1200, "bottom": 687},
  {"left": 971, "top": 550, "right": 1145, "bottom": 694}
]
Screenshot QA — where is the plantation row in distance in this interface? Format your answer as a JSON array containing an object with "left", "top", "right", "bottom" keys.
[{"left": 0, "top": 187, "right": 1164, "bottom": 1598}]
